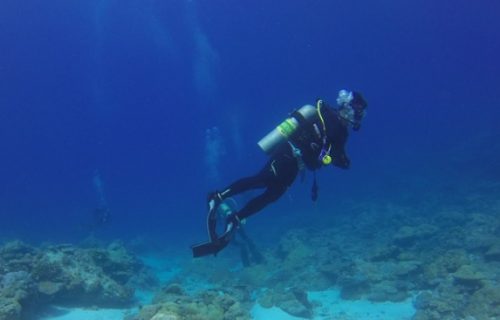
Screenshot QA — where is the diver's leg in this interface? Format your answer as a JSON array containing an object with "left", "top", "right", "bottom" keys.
[
  {"left": 207, "top": 159, "right": 274, "bottom": 213},
  {"left": 206, "top": 166, "right": 274, "bottom": 242},
  {"left": 208, "top": 149, "right": 297, "bottom": 243},
  {"left": 235, "top": 185, "right": 288, "bottom": 220},
  {"left": 214, "top": 162, "right": 275, "bottom": 200},
  {"left": 229, "top": 149, "right": 299, "bottom": 220},
  {"left": 216, "top": 148, "right": 298, "bottom": 200},
  {"left": 207, "top": 164, "right": 275, "bottom": 239},
  {"left": 234, "top": 150, "right": 299, "bottom": 220},
  {"left": 207, "top": 171, "right": 269, "bottom": 242}
]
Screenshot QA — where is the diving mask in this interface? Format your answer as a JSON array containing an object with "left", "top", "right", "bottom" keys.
[
  {"left": 336, "top": 90, "right": 353, "bottom": 106},
  {"left": 339, "top": 104, "right": 365, "bottom": 130},
  {"left": 337, "top": 90, "right": 366, "bottom": 130}
]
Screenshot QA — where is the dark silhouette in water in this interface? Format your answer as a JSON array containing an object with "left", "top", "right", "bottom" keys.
[
  {"left": 92, "top": 205, "right": 111, "bottom": 226},
  {"left": 85, "top": 170, "right": 111, "bottom": 232}
]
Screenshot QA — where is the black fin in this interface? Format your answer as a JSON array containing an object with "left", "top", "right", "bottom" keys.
[
  {"left": 191, "top": 230, "right": 234, "bottom": 258},
  {"left": 191, "top": 227, "right": 236, "bottom": 258},
  {"left": 192, "top": 241, "right": 224, "bottom": 258},
  {"left": 207, "top": 199, "right": 219, "bottom": 242}
]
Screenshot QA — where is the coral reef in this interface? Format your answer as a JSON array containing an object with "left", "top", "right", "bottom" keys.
[
  {"left": 169, "top": 189, "right": 500, "bottom": 319},
  {"left": 258, "top": 287, "right": 313, "bottom": 318},
  {"left": 0, "top": 241, "right": 152, "bottom": 320},
  {"left": 127, "top": 283, "right": 251, "bottom": 320},
  {"left": 4, "top": 183, "right": 498, "bottom": 320},
  {"left": 0, "top": 270, "right": 34, "bottom": 320}
]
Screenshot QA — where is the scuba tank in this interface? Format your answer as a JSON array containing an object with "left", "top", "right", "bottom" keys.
[{"left": 258, "top": 104, "right": 317, "bottom": 154}]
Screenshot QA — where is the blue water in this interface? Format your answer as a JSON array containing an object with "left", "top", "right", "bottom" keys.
[{"left": 1, "top": 0, "right": 499, "bottom": 248}]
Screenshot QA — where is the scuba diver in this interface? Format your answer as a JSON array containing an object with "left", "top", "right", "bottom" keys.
[{"left": 192, "top": 89, "right": 368, "bottom": 258}]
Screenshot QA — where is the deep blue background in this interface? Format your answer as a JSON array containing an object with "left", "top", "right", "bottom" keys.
[{"left": 1, "top": 0, "right": 499, "bottom": 247}]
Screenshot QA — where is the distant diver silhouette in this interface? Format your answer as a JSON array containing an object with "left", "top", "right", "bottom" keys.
[{"left": 88, "top": 170, "right": 111, "bottom": 230}]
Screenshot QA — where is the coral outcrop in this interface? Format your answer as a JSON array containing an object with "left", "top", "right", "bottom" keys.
[
  {"left": 127, "top": 283, "right": 251, "bottom": 320},
  {"left": 0, "top": 241, "right": 151, "bottom": 320},
  {"left": 169, "top": 189, "right": 500, "bottom": 319}
]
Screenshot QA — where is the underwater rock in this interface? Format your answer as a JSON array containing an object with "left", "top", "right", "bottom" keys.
[
  {"left": 163, "top": 283, "right": 184, "bottom": 295},
  {"left": 0, "top": 242, "right": 38, "bottom": 273},
  {"left": 150, "top": 311, "right": 179, "bottom": 320},
  {"left": 469, "top": 213, "right": 497, "bottom": 228},
  {"left": 90, "top": 241, "right": 144, "bottom": 284},
  {"left": 317, "top": 256, "right": 357, "bottom": 286},
  {"left": 369, "top": 245, "right": 400, "bottom": 262},
  {"left": 131, "top": 304, "right": 161, "bottom": 320},
  {"left": 466, "top": 283, "right": 500, "bottom": 318},
  {"left": 0, "top": 241, "right": 36, "bottom": 258},
  {"left": 278, "top": 299, "right": 312, "bottom": 319},
  {"left": 31, "top": 255, "right": 64, "bottom": 281},
  {"left": 37, "top": 281, "right": 63, "bottom": 296},
  {"left": 260, "top": 288, "right": 313, "bottom": 319},
  {"left": 484, "top": 243, "right": 500, "bottom": 261},
  {"left": 464, "top": 231, "right": 496, "bottom": 253},
  {"left": 128, "top": 267, "right": 159, "bottom": 290},
  {"left": 414, "top": 276, "right": 500, "bottom": 320},
  {"left": 0, "top": 270, "right": 35, "bottom": 320},
  {"left": 237, "top": 265, "right": 269, "bottom": 288},
  {"left": 413, "top": 291, "right": 433, "bottom": 310},
  {"left": 338, "top": 273, "right": 370, "bottom": 300},
  {"left": 0, "top": 241, "right": 151, "bottom": 319},
  {"left": 32, "top": 245, "right": 136, "bottom": 305},
  {"left": 0, "top": 271, "right": 35, "bottom": 300},
  {"left": 138, "top": 289, "right": 251, "bottom": 320},
  {"left": 413, "top": 282, "right": 465, "bottom": 319},
  {"left": 393, "top": 260, "right": 422, "bottom": 278},
  {"left": 368, "top": 280, "right": 410, "bottom": 302},
  {"left": 393, "top": 224, "right": 438, "bottom": 247},
  {"left": 421, "top": 249, "right": 469, "bottom": 285},
  {"left": 433, "top": 209, "right": 469, "bottom": 227},
  {"left": 317, "top": 262, "right": 339, "bottom": 282},
  {"left": 452, "top": 265, "right": 487, "bottom": 290},
  {"left": 153, "top": 283, "right": 189, "bottom": 304},
  {"left": 276, "top": 230, "right": 314, "bottom": 270},
  {"left": 257, "top": 290, "right": 274, "bottom": 308},
  {"left": 332, "top": 258, "right": 382, "bottom": 300},
  {"left": 0, "top": 298, "right": 22, "bottom": 320}
]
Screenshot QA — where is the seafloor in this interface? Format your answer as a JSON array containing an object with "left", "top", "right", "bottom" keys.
[{"left": 1, "top": 180, "right": 499, "bottom": 320}]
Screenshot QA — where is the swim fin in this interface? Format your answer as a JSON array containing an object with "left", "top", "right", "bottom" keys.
[
  {"left": 191, "top": 227, "right": 235, "bottom": 258},
  {"left": 207, "top": 196, "right": 221, "bottom": 242},
  {"left": 194, "top": 195, "right": 238, "bottom": 258}
]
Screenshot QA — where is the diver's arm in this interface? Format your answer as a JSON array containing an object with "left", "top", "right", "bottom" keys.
[
  {"left": 333, "top": 150, "right": 350, "bottom": 169},
  {"left": 323, "top": 107, "right": 350, "bottom": 169},
  {"left": 332, "top": 135, "right": 350, "bottom": 169}
]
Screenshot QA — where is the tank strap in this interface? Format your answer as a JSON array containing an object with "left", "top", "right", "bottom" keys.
[{"left": 288, "top": 141, "right": 305, "bottom": 169}]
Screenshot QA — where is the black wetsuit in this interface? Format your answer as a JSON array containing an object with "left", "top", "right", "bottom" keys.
[{"left": 221, "top": 104, "right": 350, "bottom": 221}]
